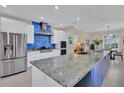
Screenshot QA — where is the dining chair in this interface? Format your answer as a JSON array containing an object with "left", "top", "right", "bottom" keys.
[{"left": 113, "top": 50, "right": 123, "bottom": 61}]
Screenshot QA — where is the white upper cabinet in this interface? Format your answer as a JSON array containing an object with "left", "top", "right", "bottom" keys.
[
  {"left": 52, "top": 29, "right": 60, "bottom": 43},
  {"left": 26, "top": 24, "right": 34, "bottom": 43},
  {"left": 59, "top": 30, "right": 67, "bottom": 41},
  {"left": 0, "top": 17, "right": 27, "bottom": 33},
  {"left": 0, "top": 17, "right": 34, "bottom": 43},
  {"left": 52, "top": 29, "right": 67, "bottom": 44}
]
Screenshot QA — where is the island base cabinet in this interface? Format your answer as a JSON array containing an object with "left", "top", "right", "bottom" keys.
[
  {"left": 74, "top": 54, "right": 110, "bottom": 87},
  {"left": 32, "top": 65, "right": 62, "bottom": 87}
]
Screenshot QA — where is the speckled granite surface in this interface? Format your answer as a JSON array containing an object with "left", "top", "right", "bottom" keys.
[{"left": 31, "top": 51, "right": 110, "bottom": 87}]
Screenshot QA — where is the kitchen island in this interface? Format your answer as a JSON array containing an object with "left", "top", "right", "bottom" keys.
[
  {"left": 31, "top": 51, "right": 110, "bottom": 87},
  {"left": 27, "top": 49, "right": 60, "bottom": 67}
]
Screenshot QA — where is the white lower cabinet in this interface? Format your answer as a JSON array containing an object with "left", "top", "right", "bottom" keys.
[{"left": 27, "top": 50, "right": 60, "bottom": 67}]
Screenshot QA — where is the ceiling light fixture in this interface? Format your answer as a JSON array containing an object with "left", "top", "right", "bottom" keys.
[
  {"left": 107, "top": 25, "right": 110, "bottom": 35},
  {"left": 54, "top": 6, "right": 59, "bottom": 10},
  {"left": 107, "top": 25, "right": 112, "bottom": 44},
  {"left": 76, "top": 17, "right": 80, "bottom": 21},
  {"left": 40, "top": 16, "right": 44, "bottom": 20},
  {"left": 107, "top": 25, "right": 112, "bottom": 36}
]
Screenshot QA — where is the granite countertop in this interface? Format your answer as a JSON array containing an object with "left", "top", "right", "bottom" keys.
[{"left": 31, "top": 51, "right": 110, "bottom": 87}]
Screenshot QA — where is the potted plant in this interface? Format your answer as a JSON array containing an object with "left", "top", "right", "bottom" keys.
[{"left": 93, "top": 39, "right": 102, "bottom": 51}]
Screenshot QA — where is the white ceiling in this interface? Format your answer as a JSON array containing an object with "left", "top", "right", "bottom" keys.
[{"left": 0, "top": 5, "right": 124, "bottom": 32}]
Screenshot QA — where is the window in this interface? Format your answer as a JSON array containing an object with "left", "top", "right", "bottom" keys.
[{"left": 103, "top": 34, "right": 119, "bottom": 50}]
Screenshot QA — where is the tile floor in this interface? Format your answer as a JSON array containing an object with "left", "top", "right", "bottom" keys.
[
  {"left": 0, "top": 57, "right": 124, "bottom": 87},
  {"left": 0, "top": 68, "right": 32, "bottom": 87},
  {"left": 101, "top": 57, "right": 124, "bottom": 87}
]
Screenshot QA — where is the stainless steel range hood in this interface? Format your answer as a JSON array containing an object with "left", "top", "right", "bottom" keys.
[
  {"left": 35, "top": 22, "right": 53, "bottom": 36},
  {"left": 36, "top": 29, "right": 53, "bottom": 36}
]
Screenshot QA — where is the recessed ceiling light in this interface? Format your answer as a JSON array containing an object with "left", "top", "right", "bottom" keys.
[
  {"left": 2, "top": 5, "right": 7, "bottom": 7},
  {"left": 76, "top": 17, "right": 80, "bottom": 21},
  {"left": 54, "top": 6, "right": 59, "bottom": 10}
]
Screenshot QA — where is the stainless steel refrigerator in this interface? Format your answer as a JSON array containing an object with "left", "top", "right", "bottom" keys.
[{"left": 0, "top": 32, "right": 27, "bottom": 77}]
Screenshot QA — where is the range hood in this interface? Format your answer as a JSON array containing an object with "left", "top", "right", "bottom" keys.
[{"left": 35, "top": 22, "right": 53, "bottom": 36}]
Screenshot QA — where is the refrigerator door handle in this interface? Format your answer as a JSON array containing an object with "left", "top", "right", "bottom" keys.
[
  {"left": 11, "top": 45, "right": 13, "bottom": 55},
  {"left": 4, "top": 45, "right": 6, "bottom": 55}
]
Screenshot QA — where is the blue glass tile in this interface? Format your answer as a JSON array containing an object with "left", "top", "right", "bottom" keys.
[
  {"left": 27, "top": 44, "right": 35, "bottom": 50},
  {"left": 34, "top": 34, "right": 51, "bottom": 48}
]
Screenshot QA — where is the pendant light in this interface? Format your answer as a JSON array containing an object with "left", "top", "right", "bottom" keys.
[
  {"left": 107, "top": 25, "right": 111, "bottom": 43},
  {"left": 107, "top": 25, "right": 112, "bottom": 36},
  {"left": 107, "top": 25, "right": 110, "bottom": 35}
]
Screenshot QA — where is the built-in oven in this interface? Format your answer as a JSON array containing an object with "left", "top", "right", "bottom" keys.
[
  {"left": 60, "top": 41, "right": 66, "bottom": 48},
  {"left": 60, "top": 41, "right": 66, "bottom": 55},
  {"left": 61, "top": 49, "right": 66, "bottom": 55}
]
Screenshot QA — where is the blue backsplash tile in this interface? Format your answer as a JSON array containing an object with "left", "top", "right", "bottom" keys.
[
  {"left": 27, "top": 21, "right": 53, "bottom": 50},
  {"left": 27, "top": 43, "right": 36, "bottom": 50},
  {"left": 34, "top": 34, "right": 51, "bottom": 49}
]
